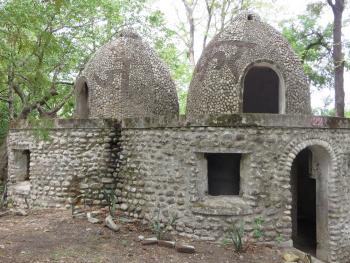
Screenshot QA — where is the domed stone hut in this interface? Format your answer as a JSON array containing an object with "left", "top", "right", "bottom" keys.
[
  {"left": 186, "top": 12, "right": 311, "bottom": 118},
  {"left": 6, "top": 15, "right": 350, "bottom": 263},
  {"left": 75, "top": 30, "right": 179, "bottom": 119}
]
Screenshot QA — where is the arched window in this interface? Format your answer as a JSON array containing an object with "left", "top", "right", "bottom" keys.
[
  {"left": 75, "top": 78, "right": 89, "bottom": 118},
  {"left": 243, "top": 65, "right": 284, "bottom": 113}
]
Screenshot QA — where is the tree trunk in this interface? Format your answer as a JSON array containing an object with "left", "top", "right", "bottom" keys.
[
  {"left": 182, "top": 0, "right": 197, "bottom": 68},
  {"left": 7, "top": 65, "right": 14, "bottom": 120},
  {"left": 203, "top": 0, "right": 215, "bottom": 50},
  {"left": 0, "top": 141, "right": 8, "bottom": 183},
  {"left": 327, "top": 0, "right": 345, "bottom": 117},
  {"left": 188, "top": 11, "right": 195, "bottom": 67}
]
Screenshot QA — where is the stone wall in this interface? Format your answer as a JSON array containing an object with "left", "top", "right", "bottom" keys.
[
  {"left": 6, "top": 114, "right": 350, "bottom": 262},
  {"left": 117, "top": 114, "right": 350, "bottom": 263},
  {"left": 7, "top": 119, "right": 120, "bottom": 208}
]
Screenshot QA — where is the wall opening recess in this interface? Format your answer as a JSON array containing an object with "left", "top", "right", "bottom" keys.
[{"left": 205, "top": 153, "right": 241, "bottom": 196}]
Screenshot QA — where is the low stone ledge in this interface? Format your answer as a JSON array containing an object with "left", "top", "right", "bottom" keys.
[
  {"left": 122, "top": 114, "right": 350, "bottom": 130},
  {"left": 191, "top": 196, "right": 253, "bottom": 216},
  {"left": 9, "top": 119, "right": 120, "bottom": 130},
  {"left": 9, "top": 115, "right": 350, "bottom": 130}
]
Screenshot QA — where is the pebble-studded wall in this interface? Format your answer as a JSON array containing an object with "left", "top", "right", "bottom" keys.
[
  {"left": 74, "top": 31, "right": 179, "bottom": 120},
  {"left": 186, "top": 12, "right": 311, "bottom": 118},
  {"left": 7, "top": 120, "right": 120, "bottom": 208},
  {"left": 117, "top": 115, "right": 350, "bottom": 263},
  {"left": 7, "top": 115, "right": 350, "bottom": 262}
]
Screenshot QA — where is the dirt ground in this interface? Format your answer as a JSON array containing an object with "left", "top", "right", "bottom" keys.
[{"left": 0, "top": 209, "right": 285, "bottom": 263}]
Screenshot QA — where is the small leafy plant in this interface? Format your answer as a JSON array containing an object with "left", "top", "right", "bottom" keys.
[
  {"left": 274, "top": 234, "right": 285, "bottom": 245},
  {"left": 224, "top": 221, "right": 245, "bottom": 253},
  {"left": 149, "top": 208, "right": 178, "bottom": 240},
  {"left": 252, "top": 217, "right": 264, "bottom": 239}
]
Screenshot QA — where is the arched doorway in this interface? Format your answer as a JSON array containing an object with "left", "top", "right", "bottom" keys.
[
  {"left": 290, "top": 145, "right": 330, "bottom": 261},
  {"left": 243, "top": 66, "right": 281, "bottom": 113},
  {"left": 75, "top": 78, "right": 89, "bottom": 118}
]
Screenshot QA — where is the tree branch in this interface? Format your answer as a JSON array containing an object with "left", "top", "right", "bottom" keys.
[
  {"left": 13, "top": 84, "right": 25, "bottom": 104},
  {"left": 327, "top": 0, "right": 335, "bottom": 8},
  {"left": 38, "top": 86, "right": 75, "bottom": 117},
  {"left": 56, "top": 81, "right": 74, "bottom": 86},
  {"left": 0, "top": 97, "right": 10, "bottom": 103},
  {"left": 181, "top": 0, "right": 196, "bottom": 67},
  {"left": 19, "top": 88, "right": 59, "bottom": 119},
  {"left": 203, "top": 0, "right": 216, "bottom": 49},
  {"left": 301, "top": 33, "right": 327, "bottom": 63}
]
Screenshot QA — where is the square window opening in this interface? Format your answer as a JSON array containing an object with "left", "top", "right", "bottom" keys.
[{"left": 206, "top": 153, "right": 241, "bottom": 196}]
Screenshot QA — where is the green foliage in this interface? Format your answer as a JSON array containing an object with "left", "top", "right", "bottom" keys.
[
  {"left": 0, "top": 103, "right": 8, "bottom": 144},
  {"left": 149, "top": 208, "right": 178, "bottom": 240},
  {"left": 178, "top": 89, "right": 188, "bottom": 115},
  {"left": 280, "top": 2, "right": 349, "bottom": 92},
  {"left": 274, "top": 234, "right": 285, "bottom": 246},
  {"left": 103, "top": 190, "right": 118, "bottom": 218},
  {"left": 280, "top": 3, "right": 333, "bottom": 90},
  {"left": 145, "top": 10, "right": 192, "bottom": 113},
  {"left": 27, "top": 116, "right": 54, "bottom": 142},
  {"left": 0, "top": 0, "right": 163, "bottom": 119},
  {"left": 252, "top": 217, "right": 264, "bottom": 239},
  {"left": 0, "top": 0, "right": 193, "bottom": 123}
]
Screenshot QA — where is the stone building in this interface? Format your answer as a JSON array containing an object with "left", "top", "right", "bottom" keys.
[{"left": 6, "top": 13, "right": 350, "bottom": 263}]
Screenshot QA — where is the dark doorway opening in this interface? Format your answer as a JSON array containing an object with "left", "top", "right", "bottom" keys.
[
  {"left": 76, "top": 81, "right": 89, "bottom": 118},
  {"left": 206, "top": 153, "right": 241, "bottom": 196},
  {"left": 291, "top": 148, "right": 316, "bottom": 256},
  {"left": 23, "top": 150, "right": 30, "bottom": 181},
  {"left": 243, "top": 67, "right": 279, "bottom": 113}
]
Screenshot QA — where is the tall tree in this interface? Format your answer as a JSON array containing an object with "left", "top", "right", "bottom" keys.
[
  {"left": 281, "top": 3, "right": 334, "bottom": 90},
  {"left": 327, "top": 0, "right": 346, "bottom": 117},
  {"left": 0, "top": 0, "right": 176, "bottom": 124},
  {"left": 281, "top": 1, "right": 349, "bottom": 116}
]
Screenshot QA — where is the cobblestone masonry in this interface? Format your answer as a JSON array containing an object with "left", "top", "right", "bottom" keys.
[
  {"left": 186, "top": 12, "right": 311, "bottom": 118},
  {"left": 74, "top": 30, "right": 179, "bottom": 119},
  {"left": 117, "top": 115, "right": 350, "bottom": 263},
  {"left": 7, "top": 115, "right": 350, "bottom": 262},
  {"left": 7, "top": 119, "right": 120, "bottom": 208}
]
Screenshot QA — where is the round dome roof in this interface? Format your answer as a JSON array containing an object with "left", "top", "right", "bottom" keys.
[
  {"left": 75, "top": 30, "right": 179, "bottom": 119},
  {"left": 186, "top": 12, "right": 311, "bottom": 118}
]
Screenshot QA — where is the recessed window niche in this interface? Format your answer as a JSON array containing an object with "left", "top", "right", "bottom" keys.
[
  {"left": 206, "top": 153, "right": 241, "bottom": 196},
  {"left": 13, "top": 149, "right": 30, "bottom": 182}
]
